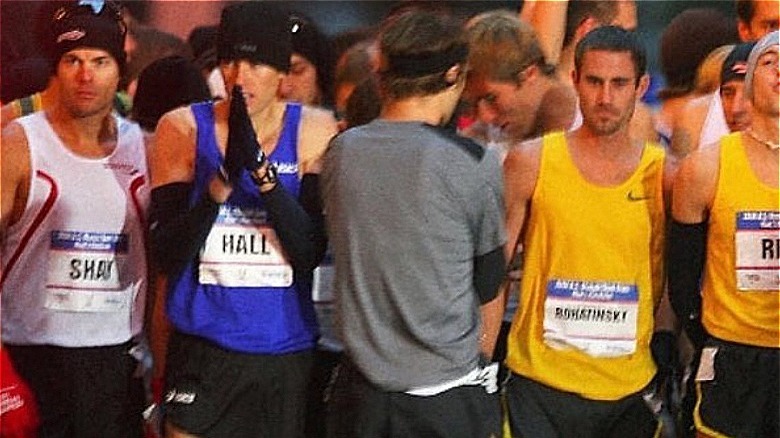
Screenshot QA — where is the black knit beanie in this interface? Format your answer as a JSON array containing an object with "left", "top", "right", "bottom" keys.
[
  {"left": 217, "top": 2, "right": 292, "bottom": 72},
  {"left": 49, "top": 0, "right": 127, "bottom": 71},
  {"left": 290, "top": 12, "right": 335, "bottom": 104}
]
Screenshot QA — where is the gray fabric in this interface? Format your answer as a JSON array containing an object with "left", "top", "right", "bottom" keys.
[
  {"left": 745, "top": 30, "right": 778, "bottom": 100},
  {"left": 322, "top": 120, "right": 506, "bottom": 391}
]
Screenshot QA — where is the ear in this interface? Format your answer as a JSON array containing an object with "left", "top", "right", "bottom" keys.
[
  {"left": 571, "top": 68, "right": 579, "bottom": 86},
  {"left": 636, "top": 73, "right": 650, "bottom": 100},
  {"left": 444, "top": 64, "right": 464, "bottom": 86},
  {"left": 517, "top": 64, "right": 540, "bottom": 85}
]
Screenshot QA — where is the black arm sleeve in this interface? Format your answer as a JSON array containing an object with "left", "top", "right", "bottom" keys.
[
  {"left": 474, "top": 247, "right": 506, "bottom": 304},
  {"left": 262, "top": 173, "right": 327, "bottom": 273},
  {"left": 299, "top": 173, "right": 328, "bottom": 267},
  {"left": 149, "top": 183, "right": 219, "bottom": 276},
  {"left": 666, "top": 219, "right": 708, "bottom": 348}
]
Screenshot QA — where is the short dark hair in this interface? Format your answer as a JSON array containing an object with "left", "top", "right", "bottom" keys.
[
  {"left": 574, "top": 26, "right": 646, "bottom": 85},
  {"left": 378, "top": 10, "right": 468, "bottom": 100},
  {"left": 563, "top": 0, "right": 621, "bottom": 48}
]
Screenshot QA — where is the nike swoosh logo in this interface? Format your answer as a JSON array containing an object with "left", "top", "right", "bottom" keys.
[{"left": 627, "top": 191, "right": 650, "bottom": 201}]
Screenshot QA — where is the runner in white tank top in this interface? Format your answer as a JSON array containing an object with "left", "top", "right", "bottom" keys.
[{"left": 0, "top": 3, "right": 149, "bottom": 436}]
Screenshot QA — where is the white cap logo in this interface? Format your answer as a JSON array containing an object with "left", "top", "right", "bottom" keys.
[
  {"left": 731, "top": 61, "right": 748, "bottom": 75},
  {"left": 57, "top": 29, "right": 86, "bottom": 43}
]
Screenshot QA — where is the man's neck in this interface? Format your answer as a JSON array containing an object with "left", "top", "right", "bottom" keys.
[
  {"left": 750, "top": 115, "right": 780, "bottom": 145},
  {"left": 46, "top": 105, "right": 116, "bottom": 158},
  {"left": 381, "top": 95, "right": 450, "bottom": 126},
  {"left": 571, "top": 125, "right": 638, "bottom": 159},
  {"left": 217, "top": 99, "right": 287, "bottom": 151},
  {"left": 567, "top": 126, "right": 644, "bottom": 187},
  {"left": 534, "top": 77, "right": 577, "bottom": 138},
  {"left": 249, "top": 100, "right": 286, "bottom": 141},
  {"left": 557, "top": 46, "right": 576, "bottom": 88}
]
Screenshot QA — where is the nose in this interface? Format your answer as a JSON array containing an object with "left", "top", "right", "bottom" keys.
[
  {"left": 732, "top": 90, "right": 748, "bottom": 114},
  {"left": 597, "top": 84, "right": 613, "bottom": 105},
  {"left": 476, "top": 100, "right": 499, "bottom": 125},
  {"left": 233, "top": 61, "right": 252, "bottom": 87},
  {"left": 76, "top": 64, "right": 94, "bottom": 82}
]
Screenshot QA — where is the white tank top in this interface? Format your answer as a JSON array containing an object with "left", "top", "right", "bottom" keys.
[
  {"left": 1, "top": 112, "right": 149, "bottom": 347},
  {"left": 698, "top": 92, "right": 729, "bottom": 147}
]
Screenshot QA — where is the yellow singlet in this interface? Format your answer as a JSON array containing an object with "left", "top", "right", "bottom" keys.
[
  {"left": 505, "top": 131, "right": 666, "bottom": 401},
  {"left": 702, "top": 132, "right": 779, "bottom": 348}
]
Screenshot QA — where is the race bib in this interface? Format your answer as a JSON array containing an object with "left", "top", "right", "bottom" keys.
[
  {"left": 543, "top": 279, "right": 639, "bottom": 357},
  {"left": 199, "top": 206, "right": 293, "bottom": 288},
  {"left": 735, "top": 211, "right": 780, "bottom": 291},
  {"left": 45, "top": 231, "right": 130, "bottom": 312}
]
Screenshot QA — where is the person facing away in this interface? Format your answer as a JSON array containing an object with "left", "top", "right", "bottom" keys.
[
  {"left": 668, "top": 30, "right": 779, "bottom": 438},
  {"left": 501, "top": 26, "right": 677, "bottom": 438},
  {"left": 322, "top": 9, "right": 507, "bottom": 438},
  {"left": 1, "top": 1, "right": 149, "bottom": 436},
  {"left": 148, "top": 2, "right": 337, "bottom": 437}
]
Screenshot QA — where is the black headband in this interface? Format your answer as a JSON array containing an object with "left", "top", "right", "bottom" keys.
[{"left": 385, "top": 45, "right": 468, "bottom": 78}]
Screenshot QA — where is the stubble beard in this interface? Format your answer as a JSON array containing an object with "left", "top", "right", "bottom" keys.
[{"left": 586, "top": 101, "right": 635, "bottom": 137}]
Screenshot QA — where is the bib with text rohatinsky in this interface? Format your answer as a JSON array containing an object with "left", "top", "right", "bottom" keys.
[
  {"left": 543, "top": 279, "right": 638, "bottom": 357},
  {"left": 199, "top": 205, "right": 293, "bottom": 288},
  {"left": 45, "top": 230, "right": 131, "bottom": 312},
  {"left": 735, "top": 211, "right": 780, "bottom": 291}
]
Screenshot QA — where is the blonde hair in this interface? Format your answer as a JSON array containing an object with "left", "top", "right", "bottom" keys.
[
  {"left": 466, "top": 10, "right": 551, "bottom": 82},
  {"left": 694, "top": 44, "right": 735, "bottom": 95}
]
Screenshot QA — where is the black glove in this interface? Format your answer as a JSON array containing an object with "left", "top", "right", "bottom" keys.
[
  {"left": 224, "top": 85, "right": 267, "bottom": 181},
  {"left": 651, "top": 330, "right": 678, "bottom": 377},
  {"left": 683, "top": 315, "right": 708, "bottom": 352}
]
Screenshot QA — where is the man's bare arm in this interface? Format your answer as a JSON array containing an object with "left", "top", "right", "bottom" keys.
[
  {"left": 503, "top": 138, "right": 542, "bottom": 263},
  {"left": 149, "top": 108, "right": 198, "bottom": 189},
  {"left": 298, "top": 106, "right": 338, "bottom": 176},
  {"left": 0, "top": 123, "right": 31, "bottom": 239}
]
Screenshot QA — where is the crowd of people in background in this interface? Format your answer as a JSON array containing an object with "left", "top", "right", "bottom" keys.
[{"left": 0, "top": 0, "right": 777, "bottom": 437}]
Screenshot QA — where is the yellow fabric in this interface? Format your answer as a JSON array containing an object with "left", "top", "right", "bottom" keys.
[
  {"left": 11, "top": 92, "right": 43, "bottom": 117},
  {"left": 701, "top": 132, "right": 779, "bottom": 348},
  {"left": 505, "top": 131, "right": 666, "bottom": 401}
]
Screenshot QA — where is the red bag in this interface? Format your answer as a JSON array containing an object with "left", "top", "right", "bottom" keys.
[{"left": 0, "top": 348, "right": 39, "bottom": 437}]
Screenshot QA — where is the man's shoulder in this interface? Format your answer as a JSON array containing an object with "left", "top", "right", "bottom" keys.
[
  {"left": 299, "top": 104, "right": 336, "bottom": 123},
  {"left": 1, "top": 101, "right": 22, "bottom": 130},
  {"left": 1, "top": 119, "right": 29, "bottom": 148},
  {"left": 421, "top": 125, "right": 486, "bottom": 162},
  {"left": 298, "top": 105, "right": 338, "bottom": 143},
  {"left": 157, "top": 105, "right": 199, "bottom": 135},
  {"left": 676, "top": 138, "right": 721, "bottom": 186},
  {"left": 296, "top": 104, "right": 338, "bottom": 174}
]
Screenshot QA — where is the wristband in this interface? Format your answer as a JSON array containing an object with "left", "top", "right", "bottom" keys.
[
  {"left": 217, "top": 164, "right": 230, "bottom": 183},
  {"left": 250, "top": 163, "right": 279, "bottom": 188}
]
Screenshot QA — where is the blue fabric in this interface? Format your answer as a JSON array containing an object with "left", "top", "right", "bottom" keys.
[{"left": 166, "top": 101, "right": 317, "bottom": 354}]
